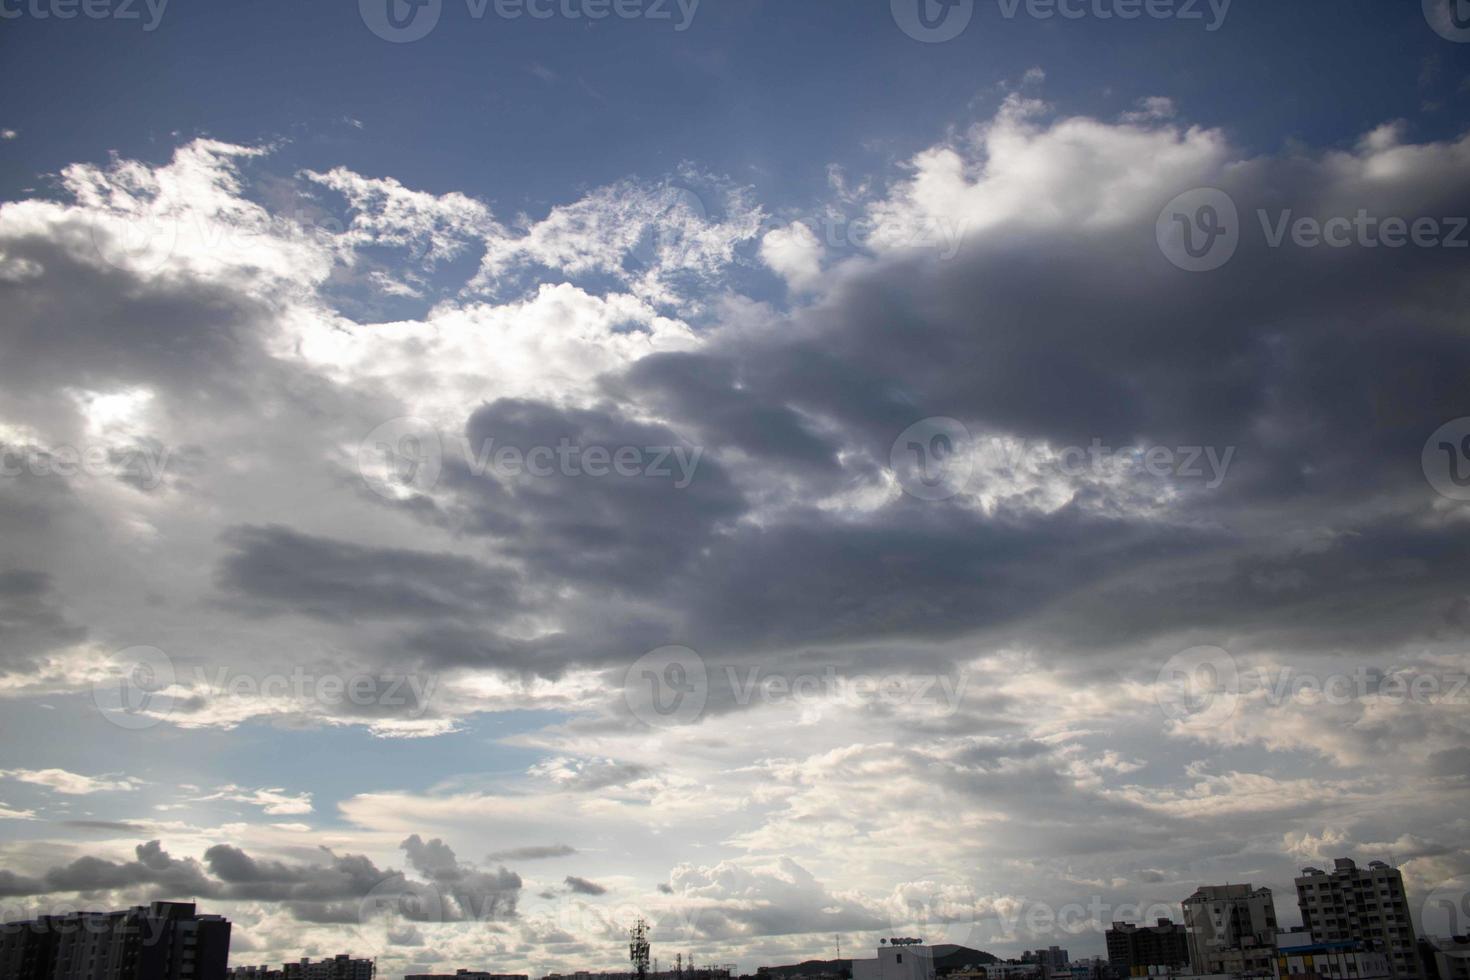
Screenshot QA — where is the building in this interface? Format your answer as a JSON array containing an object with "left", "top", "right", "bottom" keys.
[
  {"left": 1419, "top": 937, "right": 1470, "bottom": 980},
  {"left": 228, "top": 955, "right": 375, "bottom": 980},
  {"left": 1272, "top": 932, "right": 1391, "bottom": 980},
  {"left": 407, "top": 974, "right": 530, "bottom": 980},
  {"left": 1107, "top": 920, "right": 1190, "bottom": 976},
  {"left": 1182, "top": 884, "right": 1278, "bottom": 976},
  {"left": 1295, "top": 859, "right": 1420, "bottom": 980},
  {"left": 851, "top": 940, "right": 937, "bottom": 980},
  {"left": 1021, "top": 950, "right": 1070, "bottom": 972},
  {"left": 0, "top": 901, "right": 230, "bottom": 980}
]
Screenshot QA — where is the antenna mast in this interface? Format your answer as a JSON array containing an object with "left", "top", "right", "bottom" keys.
[{"left": 631, "top": 919, "right": 651, "bottom": 980}]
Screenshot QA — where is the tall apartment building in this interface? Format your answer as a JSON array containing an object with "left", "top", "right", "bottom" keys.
[
  {"left": 0, "top": 901, "right": 230, "bottom": 980},
  {"left": 1182, "top": 884, "right": 1279, "bottom": 975},
  {"left": 1106, "top": 919, "right": 1190, "bottom": 975},
  {"left": 1296, "top": 859, "right": 1422, "bottom": 980}
]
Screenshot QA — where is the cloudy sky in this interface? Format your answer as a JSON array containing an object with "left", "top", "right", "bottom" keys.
[{"left": 2, "top": 1, "right": 1470, "bottom": 975}]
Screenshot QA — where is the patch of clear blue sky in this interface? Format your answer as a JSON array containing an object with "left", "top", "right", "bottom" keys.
[
  {"left": 0, "top": 698, "right": 563, "bottom": 838},
  {"left": 2, "top": 1, "right": 1467, "bottom": 216}
]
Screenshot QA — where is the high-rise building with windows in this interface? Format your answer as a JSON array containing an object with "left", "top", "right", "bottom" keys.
[
  {"left": 0, "top": 901, "right": 230, "bottom": 980},
  {"left": 1182, "top": 883, "right": 1279, "bottom": 975},
  {"left": 1295, "top": 858, "right": 1422, "bottom": 980},
  {"left": 1106, "top": 919, "right": 1190, "bottom": 975}
]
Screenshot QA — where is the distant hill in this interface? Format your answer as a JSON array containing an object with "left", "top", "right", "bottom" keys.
[
  {"left": 755, "top": 958, "right": 851, "bottom": 978},
  {"left": 931, "top": 945, "right": 1002, "bottom": 971},
  {"left": 754, "top": 946, "right": 1000, "bottom": 978}
]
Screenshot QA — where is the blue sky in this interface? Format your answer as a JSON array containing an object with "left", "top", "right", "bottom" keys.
[
  {"left": 4, "top": 3, "right": 1464, "bottom": 212},
  {"left": 2, "top": 1, "right": 1470, "bottom": 977}
]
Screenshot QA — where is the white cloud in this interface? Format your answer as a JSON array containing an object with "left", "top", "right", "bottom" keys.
[
  {"left": 759, "top": 222, "right": 824, "bottom": 292},
  {"left": 0, "top": 768, "right": 143, "bottom": 795},
  {"left": 194, "top": 786, "right": 314, "bottom": 815}
]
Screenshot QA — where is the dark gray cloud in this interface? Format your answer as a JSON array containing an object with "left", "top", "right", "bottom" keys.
[
  {"left": 216, "top": 524, "right": 522, "bottom": 623},
  {"left": 563, "top": 875, "right": 606, "bottom": 896},
  {"left": 0, "top": 838, "right": 521, "bottom": 928},
  {"left": 0, "top": 230, "right": 264, "bottom": 402},
  {"left": 438, "top": 398, "right": 746, "bottom": 588},
  {"left": 485, "top": 844, "right": 576, "bottom": 862},
  {"left": 0, "top": 570, "right": 85, "bottom": 673}
]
